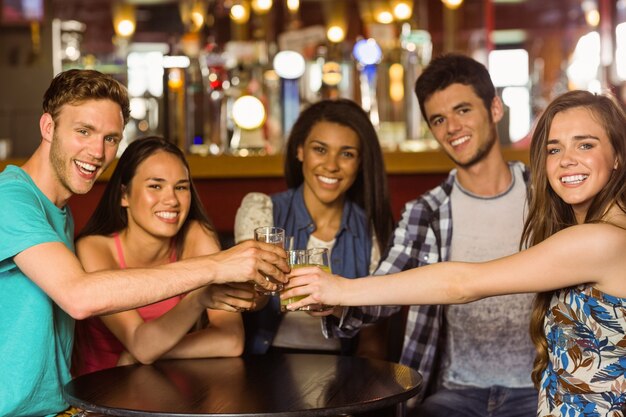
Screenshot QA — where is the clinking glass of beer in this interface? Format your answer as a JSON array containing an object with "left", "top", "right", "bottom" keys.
[
  {"left": 281, "top": 247, "right": 333, "bottom": 312},
  {"left": 254, "top": 226, "right": 285, "bottom": 296}
]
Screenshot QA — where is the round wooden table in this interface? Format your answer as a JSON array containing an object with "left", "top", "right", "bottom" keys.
[{"left": 64, "top": 353, "right": 422, "bottom": 416}]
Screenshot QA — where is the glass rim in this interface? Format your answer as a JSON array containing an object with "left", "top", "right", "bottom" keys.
[
  {"left": 286, "top": 249, "right": 307, "bottom": 254},
  {"left": 254, "top": 226, "right": 285, "bottom": 235},
  {"left": 306, "top": 247, "right": 328, "bottom": 254}
]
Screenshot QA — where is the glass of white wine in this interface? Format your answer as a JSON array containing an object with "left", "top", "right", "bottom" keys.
[{"left": 254, "top": 226, "right": 285, "bottom": 295}]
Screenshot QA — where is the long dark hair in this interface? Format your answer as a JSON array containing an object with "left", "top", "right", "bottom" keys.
[
  {"left": 521, "top": 90, "right": 626, "bottom": 387},
  {"left": 283, "top": 99, "right": 393, "bottom": 252},
  {"left": 76, "top": 136, "right": 216, "bottom": 256}
]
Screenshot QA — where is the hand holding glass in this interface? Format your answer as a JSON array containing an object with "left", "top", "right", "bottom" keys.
[
  {"left": 254, "top": 226, "right": 285, "bottom": 295},
  {"left": 281, "top": 248, "right": 334, "bottom": 312},
  {"left": 304, "top": 248, "right": 334, "bottom": 312},
  {"left": 280, "top": 249, "right": 308, "bottom": 312}
]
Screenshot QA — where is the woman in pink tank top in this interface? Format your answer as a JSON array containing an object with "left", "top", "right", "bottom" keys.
[{"left": 73, "top": 137, "right": 246, "bottom": 376}]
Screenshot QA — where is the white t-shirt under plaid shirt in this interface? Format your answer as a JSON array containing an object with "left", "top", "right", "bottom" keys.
[{"left": 322, "top": 161, "right": 531, "bottom": 401}]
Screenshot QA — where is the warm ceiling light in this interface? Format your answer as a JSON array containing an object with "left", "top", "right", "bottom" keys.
[
  {"left": 191, "top": 12, "right": 204, "bottom": 28},
  {"left": 582, "top": 0, "right": 600, "bottom": 27},
  {"left": 112, "top": 2, "right": 136, "bottom": 38},
  {"left": 232, "top": 95, "right": 266, "bottom": 130},
  {"left": 392, "top": 1, "right": 412, "bottom": 20},
  {"left": 179, "top": 0, "right": 207, "bottom": 32},
  {"left": 372, "top": 1, "right": 393, "bottom": 24},
  {"left": 286, "top": 0, "right": 299, "bottom": 12},
  {"left": 326, "top": 25, "right": 346, "bottom": 43},
  {"left": 116, "top": 19, "right": 135, "bottom": 37},
  {"left": 441, "top": 0, "right": 464, "bottom": 10},
  {"left": 189, "top": 1, "right": 206, "bottom": 31},
  {"left": 251, "top": 0, "right": 272, "bottom": 14},
  {"left": 230, "top": 2, "right": 250, "bottom": 23},
  {"left": 585, "top": 9, "right": 600, "bottom": 27},
  {"left": 375, "top": 10, "right": 394, "bottom": 24},
  {"left": 322, "top": 1, "right": 347, "bottom": 42}
]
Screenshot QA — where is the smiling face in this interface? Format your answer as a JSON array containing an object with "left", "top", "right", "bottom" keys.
[
  {"left": 297, "top": 121, "right": 361, "bottom": 209},
  {"left": 121, "top": 150, "right": 192, "bottom": 239},
  {"left": 546, "top": 106, "right": 618, "bottom": 222},
  {"left": 46, "top": 99, "right": 124, "bottom": 199},
  {"left": 424, "top": 83, "right": 502, "bottom": 168}
]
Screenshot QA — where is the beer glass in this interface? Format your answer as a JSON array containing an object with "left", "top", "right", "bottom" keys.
[
  {"left": 254, "top": 226, "right": 285, "bottom": 295},
  {"left": 300, "top": 247, "right": 333, "bottom": 312},
  {"left": 280, "top": 249, "right": 308, "bottom": 312}
]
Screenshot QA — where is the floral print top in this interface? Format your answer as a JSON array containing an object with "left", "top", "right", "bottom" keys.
[{"left": 538, "top": 285, "right": 626, "bottom": 417}]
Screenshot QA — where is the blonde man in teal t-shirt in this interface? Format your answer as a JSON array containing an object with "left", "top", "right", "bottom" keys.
[{"left": 0, "top": 70, "right": 288, "bottom": 416}]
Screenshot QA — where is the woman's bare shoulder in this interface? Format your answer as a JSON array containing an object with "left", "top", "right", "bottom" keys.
[
  {"left": 181, "top": 221, "right": 221, "bottom": 258},
  {"left": 76, "top": 234, "right": 112, "bottom": 251},
  {"left": 577, "top": 222, "right": 626, "bottom": 297},
  {"left": 185, "top": 220, "right": 218, "bottom": 240},
  {"left": 549, "top": 222, "right": 626, "bottom": 254},
  {"left": 75, "top": 234, "right": 118, "bottom": 271}
]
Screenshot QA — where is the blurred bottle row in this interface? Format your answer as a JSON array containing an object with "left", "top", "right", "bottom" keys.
[{"left": 123, "top": 25, "right": 436, "bottom": 157}]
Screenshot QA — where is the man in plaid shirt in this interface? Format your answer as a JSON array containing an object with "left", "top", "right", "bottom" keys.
[{"left": 323, "top": 54, "right": 537, "bottom": 417}]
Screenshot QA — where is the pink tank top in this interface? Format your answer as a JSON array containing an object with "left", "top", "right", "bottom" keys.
[{"left": 73, "top": 233, "right": 181, "bottom": 376}]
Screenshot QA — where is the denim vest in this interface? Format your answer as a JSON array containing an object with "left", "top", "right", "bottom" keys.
[{"left": 243, "top": 185, "right": 372, "bottom": 354}]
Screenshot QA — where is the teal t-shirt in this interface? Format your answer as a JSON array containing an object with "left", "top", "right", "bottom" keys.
[{"left": 0, "top": 165, "right": 75, "bottom": 416}]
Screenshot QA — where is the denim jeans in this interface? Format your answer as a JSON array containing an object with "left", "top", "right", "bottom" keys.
[{"left": 410, "top": 386, "right": 538, "bottom": 417}]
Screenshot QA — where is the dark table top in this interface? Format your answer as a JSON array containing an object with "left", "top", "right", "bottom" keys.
[{"left": 64, "top": 353, "right": 422, "bottom": 417}]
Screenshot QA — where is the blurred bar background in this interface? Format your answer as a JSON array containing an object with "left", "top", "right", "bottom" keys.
[{"left": 1, "top": 0, "right": 623, "bottom": 242}]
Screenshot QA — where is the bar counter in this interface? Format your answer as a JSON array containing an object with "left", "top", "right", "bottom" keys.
[
  {"left": 0, "top": 147, "right": 529, "bottom": 179},
  {"left": 182, "top": 147, "right": 529, "bottom": 178},
  {"left": 0, "top": 147, "right": 530, "bottom": 242}
]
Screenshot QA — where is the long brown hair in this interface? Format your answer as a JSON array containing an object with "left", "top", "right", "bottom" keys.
[{"left": 521, "top": 90, "right": 626, "bottom": 387}]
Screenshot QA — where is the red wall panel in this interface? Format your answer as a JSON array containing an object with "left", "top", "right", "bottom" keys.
[{"left": 68, "top": 173, "right": 448, "bottom": 244}]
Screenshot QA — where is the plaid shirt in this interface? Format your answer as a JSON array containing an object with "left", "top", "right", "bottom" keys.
[{"left": 322, "top": 161, "right": 530, "bottom": 401}]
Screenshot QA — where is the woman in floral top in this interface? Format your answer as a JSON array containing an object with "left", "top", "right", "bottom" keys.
[{"left": 283, "top": 90, "right": 626, "bottom": 417}]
